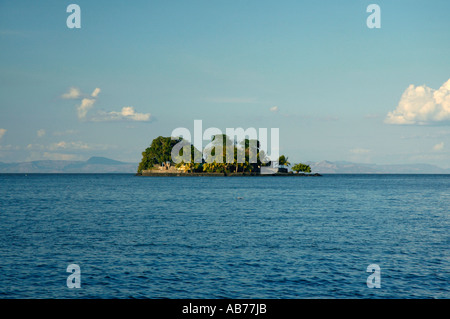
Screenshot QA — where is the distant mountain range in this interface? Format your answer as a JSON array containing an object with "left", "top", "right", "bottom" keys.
[
  {"left": 307, "top": 160, "right": 450, "bottom": 174},
  {"left": 0, "top": 157, "right": 138, "bottom": 173},
  {"left": 0, "top": 157, "right": 449, "bottom": 174}
]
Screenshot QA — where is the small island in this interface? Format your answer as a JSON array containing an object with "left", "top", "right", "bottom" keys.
[{"left": 137, "top": 135, "right": 320, "bottom": 177}]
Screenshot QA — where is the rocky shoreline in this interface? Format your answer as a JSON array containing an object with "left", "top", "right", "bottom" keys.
[{"left": 138, "top": 172, "right": 322, "bottom": 177}]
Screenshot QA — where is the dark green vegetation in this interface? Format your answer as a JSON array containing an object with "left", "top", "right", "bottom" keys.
[
  {"left": 137, "top": 136, "right": 199, "bottom": 173},
  {"left": 292, "top": 163, "right": 312, "bottom": 173},
  {"left": 137, "top": 135, "right": 311, "bottom": 174}
]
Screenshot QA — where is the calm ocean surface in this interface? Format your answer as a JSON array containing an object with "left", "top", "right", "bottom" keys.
[{"left": 0, "top": 174, "right": 448, "bottom": 299}]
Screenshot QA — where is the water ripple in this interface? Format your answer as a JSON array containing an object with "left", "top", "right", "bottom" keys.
[{"left": 0, "top": 174, "right": 448, "bottom": 298}]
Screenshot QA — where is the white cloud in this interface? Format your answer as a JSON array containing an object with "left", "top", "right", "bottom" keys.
[
  {"left": 0, "top": 128, "right": 6, "bottom": 140},
  {"left": 92, "top": 106, "right": 151, "bottom": 122},
  {"left": 77, "top": 98, "right": 96, "bottom": 119},
  {"left": 385, "top": 79, "right": 450, "bottom": 125},
  {"left": 62, "top": 87, "right": 82, "bottom": 99},
  {"left": 62, "top": 87, "right": 99, "bottom": 119},
  {"left": 91, "top": 88, "right": 101, "bottom": 98},
  {"left": 350, "top": 148, "right": 371, "bottom": 154},
  {"left": 62, "top": 87, "right": 152, "bottom": 122},
  {"left": 270, "top": 106, "right": 279, "bottom": 113},
  {"left": 62, "top": 87, "right": 100, "bottom": 99},
  {"left": 433, "top": 142, "right": 444, "bottom": 151},
  {"left": 37, "top": 129, "right": 46, "bottom": 138}
]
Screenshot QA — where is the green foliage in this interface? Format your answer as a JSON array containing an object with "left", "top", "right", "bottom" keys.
[
  {"left": 292, "top": 163, "right": 311, "bottom": 173},
  {"left": 137, "top": 136, "right": 182, "bottom": 173},
  {"left": 278, "top": 155, "right": 290, "bottom": 167},
  {"left": 204, "top": 135, "right": 264, "bottom": 173},
  {"left": 138, "top": 136, "right": 203, "bottom": 173},
  {"left": 171, "top": 139, "right": 202, "bottom": 165},
  {"left": 138, "top": 134, "right": 297, "bottom": 174}
]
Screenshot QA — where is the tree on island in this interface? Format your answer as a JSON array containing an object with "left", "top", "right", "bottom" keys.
[
  {"left": 239, "top": 138, "right": 270, "bottom": 170},
  {"left": 138, "top": 136, "right": 173, "bottom": 173},
  {"left": 138, "top": 135, "right": 310, "bottom": 175},
  {"left": 137, "top": 136, "right": 200, "bottom": 173},
  {"left": 291, "top": 163, "right": 311, "bottom": 173},
  {"left": 202, "top": 134, "right": 267, "bottom": 174},
  {"left": 278, "top": 155, "right": 290, "bottom": 168},
  {"left": 202, "top": 134, "right": 235, "bottom": 173}
]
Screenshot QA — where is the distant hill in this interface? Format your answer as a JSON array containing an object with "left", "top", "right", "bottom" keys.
[
  {"left": 307, "top": 160, "right": 450, "bottom": 174},
  {"left": 1, "top": 158, "right": 448, "bottom": 174},
  {"left": 0, "top": 157, "right": 138, "bottom": 173}
]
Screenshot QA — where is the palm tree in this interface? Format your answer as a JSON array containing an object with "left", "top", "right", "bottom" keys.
[{"left": 278, "top": 155, "right": 290, "bottom": 168}]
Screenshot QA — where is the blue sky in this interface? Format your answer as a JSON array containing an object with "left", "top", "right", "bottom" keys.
[{"left": 1, "top": 0, "right": 449, "bottom": 167}]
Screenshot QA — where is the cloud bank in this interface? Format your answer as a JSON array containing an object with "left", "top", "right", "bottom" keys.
[
  {"left": 92, "top": 107, "right": 151, "bottom": 122},
  {"left": 114, "top": 106, "right": 151, "bottom": 121},
  {"left": 61, "top": 87, "right": 151, "bottom": 122},
  {"left": 77, "top": 97, "right": 96, "bottom": 119},
  {"left": 91, "top": 88, "right": 101, "bottom": 98},
  {"left": 61, "top": 87, "right": 82, "bottom": 99},
  {"left": 0, "top": 128, "right": 6, "bottom": 140},
  {"left": 385, "top": 79, "right": 450, "bottom": 125}
]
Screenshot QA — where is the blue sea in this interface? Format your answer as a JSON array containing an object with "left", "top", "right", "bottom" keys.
[{"left": 0, "top": 174, "right": 448, "bottom": 299}]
